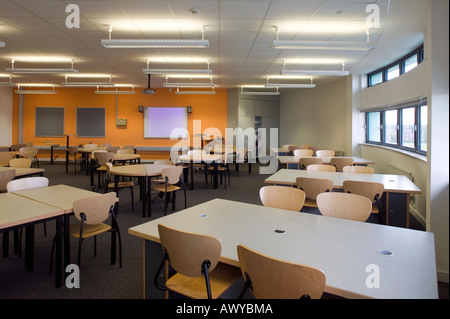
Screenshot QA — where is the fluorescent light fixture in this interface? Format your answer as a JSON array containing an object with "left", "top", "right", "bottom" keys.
[
  {"left": 240, "top": 86, "right": 280, "bottom": 96},
  {"left": 175, "top": 88, "right": 216, "bottom": 95},
  {"left": 102, "top": 39, "right": 209, "bottom": 49},
  {"left": 163, "top": 82, "right": 214, "bottom": 88},
  {"left": 281, "top": 70, "right": 350, "bottom": 76},
  {"left": 61, "top": 82, "right": 114, "bottom": 87},
  {"left": 0, "top": 75, "right": 12, "bottom": 86},
  {"left": 15, "top": 84, "right": 57, "bottom": 94},
  {"left": 143, "top": 69, "right": 212, "bottom": 75},
  {"left": 0, "top": 41, "right": 5, "bottom": 48},
  {"left": 272, "top": 40, "right": 375, "bottom": 51},
  {"left": 94, "top": 89, "right": 136, "bottom": 94},
  {"left": 5, "top": 59, "right": 78, "bottom": 74},
  {"left": 265, "top": 83, "right": 316, "bottom": 89}
]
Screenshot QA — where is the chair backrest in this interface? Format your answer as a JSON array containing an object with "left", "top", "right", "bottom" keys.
[
  {"left": 94, "top": 151, "right": 115, "bottom": 166},
  {"left": 343, "top": 180, "right": 384, "bottom": 202},
  {"left": 316, "top": 150, "right": 335, "bottom": 157},
  {"left": 117, "top": 148, "right": 134, "bottom": 154},
  {"left": 330, "top": 158, "right": 354, "bottom": 172},
  {"left": 307, "top": 164, "right": 336, "bottom": 172},
  {"left": 237, "top": 245, "right": 326, "bottom": 299},
  {"left": 100, "top": 143, "right": 112, "bottom": 147},
  {"left": 106, "top": 146, "right": 120, "bottom": 153},
  {"left": 9, "top": 158, "right": 32, "bottom": 168},
  {"left": 68, "top": 146, "right": 79, "bottom": 156},
  {"left": 187, "top": 149, "right": 206, "bottom": 156},
  {"left": 105, "top": 162, "right": 113, "bottom": 174},
  {"left": 316, "top": 192, "right": 372, "bottom": 222},
  {"left": 19, "top": 147, "right": 38, "bottom": 158},
  {"left": 296, "top": 177, "right": 334, "bottom": 200},
  {"left": 83, "top": 143, "right": 97, "bottom": 149},
  {"left": 6, "top": 176, "right": 49, "bottom": 192},
  {"left": 288, "top": 145, "right": 309, "bottom": 152},
  {"left": 154, "top": 160, "right": 175, "bottom": 166},
  {"left": 73, "top": 192, "right": 117, "bottom": 225},
  {"left": 259, "top": 186, "right": 305, "bottom": 212},
  {"left": 342, "top": 166, "right": 374, "bottom": 174},
  {"left": 0, "top": 169, "right": 16, "bottom": 192},
  {"left": 158, "top": 224, "right": 222, "bottom": 277},
  {"left": 293, "top": 149, "right": 313, "bottom": 157},
  {"left": 122, "top": 145, "right": 135, "bottom": 149},
  {"left": 10, "top": 144, "right": 27, "bottom": 151},
  {"left": 161, "top": 166, "right": 183, "bottom": 184},
  {"left": 299, "top": 157, "right": 322, "bottom": 169},
  {"left": 0, "top": 152, "right": 14, "bottom": 166}
]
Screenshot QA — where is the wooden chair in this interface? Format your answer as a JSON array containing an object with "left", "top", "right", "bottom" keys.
[
  {"left": 307, "top": 164, "right": 336, "bottom": 172},
  {"left": 151, "top": 166, "right": 186, "bottom": 216},
  {"left": 237, "top": 245, "right": 326, "bottom": 299},
  {"left": 299, "top": 157, "right": 322, "bottom": 170},
  {"left": 343, "top": 180, "right": 385, "bottom": 223},
  {"left": 154, "top": 224, "right": 242, "bottom": 299},
  {"left": 0, "top": 152, "right": 14, "bottom": 167},
  {"left": 10, "top": 144, "right": 27, "bottom": 151},
  {"left": 117, "top": 148, "right": 134, "bottom": 154},
  {"left": 330, "top": 158, "right": 354, "bottom": 172},
  {"left": 67, "top": 146, "right": 82, "bottom": 175},
  {"left": 106, "top": 146, "right": 120, "bottom": 153},
  {"left": 316, "top": 150, "right": 335, "bottom": 157},
  {"left": 316, "top": 192, "right": 372, "bottom": 222},
  {"left": 288, "top": 145, "right": 309, "bottom": 153},
  {"left": 105, "top": 163, "right": 134, "bottom": 212},
  {"left": 19, "top": 147, "right": 39, "bottom": 168},
  {"left": 69, "top": 192, "right": 122, "bottom": 268},
  {"left": 0, "top": 169, "right": 15, "bottom": 193},
  {"left": 83, "top": 143, "right": 97, "bottom": 149},
  {"left": 93, "top": 151, "right": 115, "bottom": 189},
  {"left": 207, "top": 153, "right": 232, "bottom": 188},
  {"left": 154, "top": 160, "right": 175, "bottom": 166},
  {"left": 343, "top": 166, "right": 374, "bottom": 174},
  {"left": 293, "top": 149, "right": 313, "bottom": 157},
  {"left": 259, "top": 186, "right": 305, "bottom": 212},
  {"left": 296, "top": 177, "right": 334, "bottom": 208},
  {"left": 9, "top": 158, "right": 32, "bottom": 168}
]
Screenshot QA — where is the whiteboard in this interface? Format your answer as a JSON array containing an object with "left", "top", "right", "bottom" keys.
[{"left": 144, "top": 107, "right": 188, "bottom": 138}]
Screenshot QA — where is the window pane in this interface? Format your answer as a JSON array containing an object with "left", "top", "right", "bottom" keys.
[
  {"left": 384, "top": 110, "right": 398, "bottom": 145},
  {"left": 370, "top": 72, "right": 383, "bottom": 86},
  {"left": 404, "top": 54, "right": 418, "bottom": 73},
  {"left": 401, "top": 108, "right": 416, "bottom": 148},
  {"left": 419, "top": 104, "right": 428, "bottom": 152},
  {"left": 368, "top": 112, "right": 381, "bottom": 143},
  {"left": 387, "top": 65, "right": 400, "bottom": 80}
]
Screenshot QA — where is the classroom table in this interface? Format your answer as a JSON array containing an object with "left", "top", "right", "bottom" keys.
[
  {"left": 278, "top": 156, "right": 375, "bottom": 169},
  {"left": 265, "top": 169, "right": 422, "bottom": 228},
  {"left": 128, "top": 198, "right": 438, "bottom": 299},
  {"left": 0, "top": 166, "right": 44, "bottom": 177},
  {"left": 0, "top": 192, "right": 65, "bottom": 287},
  {"left": 109, "top": 164, "right": 173, "bottom": 217},
  {"left": 10, "top": 185, "right": 119, "bottom": 281},
  {"left": 178, "top": 154, "right": 222, "bottom": 190}
]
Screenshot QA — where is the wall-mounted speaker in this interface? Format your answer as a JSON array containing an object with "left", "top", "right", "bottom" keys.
[
  {"left": 187, "top": 106, "right": 192, "bottom": 113},
  {"left": 138, "top": 105, "right": 143, "bottom": 113}
]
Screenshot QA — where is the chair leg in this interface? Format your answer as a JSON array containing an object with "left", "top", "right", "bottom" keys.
[{"left": 130, "top": 187, "right": 134, "bottom": 212}]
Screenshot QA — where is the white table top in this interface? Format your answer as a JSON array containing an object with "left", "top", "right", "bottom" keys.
[
  {"left": 0, "top": 166, "right": 45, "bottom": 177},
  {"left": 265, "top": 169, "right": 421, "bottom": 194},
  {"left": 178, "top": 154, "right": 223, "bottom": 164},
  {"left": 129, "top": 198, "right": 437, "bottom": 299},
  {"left": 278, "top": 156, "right": 375, "bottom": 165},
  {"left": 0, "top": 192, "right": 65, "bottom": 229},
  {"left": 110, "top": 164, "right": 173, "bottom": 177},
  {"left": 11, "top": 184, "right": 107, "bottom": 213}
]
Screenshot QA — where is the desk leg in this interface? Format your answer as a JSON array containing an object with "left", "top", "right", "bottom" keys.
[
  {"left": 213, "top": 162, "right": 218, "bottom": 189},
  {"left": 190, "top": 162, "right": 194, "bottom": 190},
  {"left": 142, "top": 177, "right": 147, "bottom": 218},
  {"left": 55, "top": 216, "right": 62, "bottom": 288},
  {"left": 144, "top": 240, "right": 166, "bottom": 299},
  {"left": 50, "top": 146, "right": 54, "bottom": 164},
  {"left": 110, "top": 202, "right": 118, "bottom": 265},
  {"left": 24, "top": 225, "right": 35, "bottom": 272},
  {"left": 64, "top": 214, "right": 70, "bottom": 269},
  {"left": 65, "top": 150, "right": 69, "bottom": 173},
  {"left": 147, "top": 176, "right": 152, "bottom": 218}
]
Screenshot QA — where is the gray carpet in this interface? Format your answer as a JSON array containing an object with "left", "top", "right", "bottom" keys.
[{"left": 0, "top": 160, "right": 447, "bottom": 299}]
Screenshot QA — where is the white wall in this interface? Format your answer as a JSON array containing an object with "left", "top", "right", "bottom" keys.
[
  {"left": 0, "top": 87, "right": 13, "bottom": 145},
  {"left": 280, "top": 78, "right": 347, "bottom": 153}
]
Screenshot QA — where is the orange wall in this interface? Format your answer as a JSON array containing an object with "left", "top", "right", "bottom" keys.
[{"left": 13, "top": 87, "right": 227, "bottom": 159}]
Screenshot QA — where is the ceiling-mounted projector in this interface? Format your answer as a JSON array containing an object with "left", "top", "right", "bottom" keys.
[{"left": 143, "top": 74, "right": 155, "bottom": 95}]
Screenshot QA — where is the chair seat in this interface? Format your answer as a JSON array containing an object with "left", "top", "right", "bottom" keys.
[
  {"left": 303, "top": 198, "right": 318, "bottom": 208},
  {"left": 166, "top": 262, "right": 242, "bottom": 299},
  {"left": 152, "top": 184, "right": 181, "bottom": 192},
  {"left": 107, "top": 181, "right": 134, "bottom": 188},
  {"left": 70, "top": 222, "right": 111, "bottom": 239}
]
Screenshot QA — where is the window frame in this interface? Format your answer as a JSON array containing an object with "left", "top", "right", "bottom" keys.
[
  {"left": 368, "top": 44, "right": 424, "bottom": 87},
  {"left": 365, "top": 101, "right": 427, "bottom": 156}
]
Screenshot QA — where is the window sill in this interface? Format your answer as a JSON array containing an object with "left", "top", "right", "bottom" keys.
[{"left": 360, "top": 143, "right": 427, "bottom": 163}]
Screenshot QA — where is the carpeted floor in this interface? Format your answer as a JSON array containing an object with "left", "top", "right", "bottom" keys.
[{"left": 0, "top": 160, "right": 447, "bottom": 299}]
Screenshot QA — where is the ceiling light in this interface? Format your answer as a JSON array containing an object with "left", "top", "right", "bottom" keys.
[
  {"left": 101, "top": 25, "right": 209, "bottom": 48},
  {"left": 240, "top": 88, "right": 280, "bottom": 96},
  {"left": 164, "top": 82, "right": 214, "bottom": 88},
  {"left": 143, "top": 69, "right": 212, "bottom": 75},
  {"left": 5, "top": 59, "right": 78, "bottom": 74},
  {"left": 175, "top": 88, "right": 216, "bottom": 95},
  {"left": 281, "top": 70, "right": 350, "bottom": 76},
  {"left": 61, "top": 74, "right": 113, "bottom": 87},
  {"left": 94, "top": 89, "right": 136, "bottom": 94},
  {"left": 0, "top": 41, "right": 5, "bottom": 48},
  {"left": 272, "top": 40, "right": 375, "bottom": 51},
  {"left": 15, "top": 84, "right": 57, "bottom": 94},
  {"left": 265, "top": 83, "right": 316, "bottom": 89},
  {"left": 0, "top": 75, "right": 12, "bottom": 86}
]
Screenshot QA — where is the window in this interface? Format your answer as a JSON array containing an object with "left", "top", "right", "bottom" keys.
[
  {"left": 368, "top": 44, "right": 424, "bottom": 87},
  {"left": 365, "top": 100, "right": 427, "bottom": 155}
]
